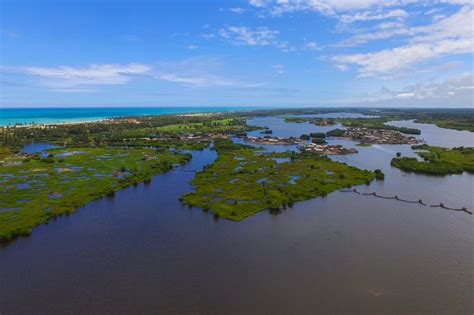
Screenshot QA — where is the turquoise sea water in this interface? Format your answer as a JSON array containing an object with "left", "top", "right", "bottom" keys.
[{"left": 0, "top": 107, "right": 260, "bottom": 126}]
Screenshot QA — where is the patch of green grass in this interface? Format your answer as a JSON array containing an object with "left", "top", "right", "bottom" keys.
[
  {"left": 391, "top": 145, "right": 474, "bottom": 175},
  {"left": 180, "top": 139, "right": 375, "bottom": 220},
  {"left": 0, "top": 147, "right": 191, "bottom": 241}
]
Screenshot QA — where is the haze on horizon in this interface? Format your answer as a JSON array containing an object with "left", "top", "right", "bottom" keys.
[{"left": 1, "top": 0, "right": 473, "bottom": 108}]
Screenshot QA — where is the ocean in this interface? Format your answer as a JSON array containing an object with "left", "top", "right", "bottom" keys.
[{"left": 0, "top": 107, "right": 261, "bottom": 126}]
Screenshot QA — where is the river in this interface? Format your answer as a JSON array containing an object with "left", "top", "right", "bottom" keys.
[{"left": 0, "top": 116, "right": 472, "bottom": 314}]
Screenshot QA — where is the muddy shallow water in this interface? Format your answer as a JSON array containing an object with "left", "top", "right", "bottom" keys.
[{"left": 0, "top": 117, "right": 472, "bottom": 314}]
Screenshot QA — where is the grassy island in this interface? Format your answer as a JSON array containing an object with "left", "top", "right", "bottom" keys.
[
  {"left": 180, "top": 139, "right": 376, "bottom": 220},
  {"left": 391, "top": 145, "right": 474, "bottom": 175},
  {"left": 0, "top": 147, "right": 191, "bottom": 241}
]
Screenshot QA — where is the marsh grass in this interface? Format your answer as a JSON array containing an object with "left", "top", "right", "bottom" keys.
[
  {"left": 181, "top": 139, "right": 375, "bottom": 221},
  {"left": 0, "top": 147, "right": 191, "bottom": 241}
]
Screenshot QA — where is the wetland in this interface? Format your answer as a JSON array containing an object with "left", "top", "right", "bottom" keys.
[{"left": 0, "top": 108, "right": 473, "bottom": 314}]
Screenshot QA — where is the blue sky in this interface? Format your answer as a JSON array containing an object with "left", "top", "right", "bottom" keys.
[{"left": 1, "top": 0, "right": 473, "bottom": 108}]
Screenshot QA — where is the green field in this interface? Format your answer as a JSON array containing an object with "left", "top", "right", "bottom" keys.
[
  {"left": 391, "top": 145, "right": 474, "bottom": 175},
  {"left": 0, "top": 147, "right": 191, "bottom": 241},
  {"left": 180, "top": 139, "right": 376, "bottom": 220}
]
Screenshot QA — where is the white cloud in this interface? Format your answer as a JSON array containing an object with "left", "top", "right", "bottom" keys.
[
  {"left": 431, "top": 14, "right": 446, "bottom": 21},
  {"left": 424, "top": 8, "right": 443, "bottom": 15},
  {"left": 2, "top": 58, "right": 261, "bottom": 91},
  {"left": 272, "top": 64, "right": 286, "bottom": 74},
  {"left": 335, "top": 64, "right": 349, "bottom": 71},
  {"left": 335, "top": 5, "right": 473, "bottom": 47},
  {"left": 340, "top": 72, "right": 474, "bottom": 106},
  {"left": 229, "top": 7, "right": 246, "bottom": 14},
  {"left": 340, "top": 9, "right": 408, "bottom": 23},
  {"left": 304, "top": 41, "right": 320, "bottom": 51},
  {"left": 4, "top": 63, "right": 152, "bottom": 91},
  {"left": 395, "top": 72, "right": 474, "bottom": 101},
  {"left": 155, "top": 57, "right": 262, "bottom": 88},
  {"left": 248, "top": 0, "right": 420, "bottom": 16},
  {"left": 333, "top": 6, "right": 474, "bottom": 77},
  {"left": 376, "top": 21, "right": 405, "bottom": 29},
  {"left": 218, "top": 26, "right": 288, "bottom": 49},
  {"left": 156, "top": 73, "right": 257, "bottom": 87},
  {"left": 187, "top": 44, "right": 199, "bottom": 50}
]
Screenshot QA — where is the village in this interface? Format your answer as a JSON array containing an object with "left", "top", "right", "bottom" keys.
[
  {"left": 311, "top": 118, "right": 337, "bottom": 126},
  {"left": 244, "top": 136, "right": 305, "bottom": 145},
  {"left": 299, "top": 143, "right": 358, "bottom": 155},
  {"left": 340, "top": 127, "right": 420, "bottom": 145}
]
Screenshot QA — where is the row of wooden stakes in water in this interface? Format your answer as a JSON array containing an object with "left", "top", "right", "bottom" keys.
[{"left": 339, "top": 188, "right": 472, "bottom": 215}]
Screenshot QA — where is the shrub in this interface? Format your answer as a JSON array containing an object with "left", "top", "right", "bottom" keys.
[
  {"left": 309, "top": 132, "right": 326, "bottom": 138},
  {"left": 374, "top": 169, "right": 385, "bottom": 180}
]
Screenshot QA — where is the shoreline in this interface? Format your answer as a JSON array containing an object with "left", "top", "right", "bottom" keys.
[
  {"left": 0, "top": 106, "right": 259, "bottom": 127},
  {"left": 1, "top": 111, "right": 230, "bottom": 128},
  {"left": 0, "top": 110, "right": 238, "bottom": 128},
  {"left": 1, "top": 118, "right": 109, "bottom": 128}
]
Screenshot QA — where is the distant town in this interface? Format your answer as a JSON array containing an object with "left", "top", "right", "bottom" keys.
[
  {"left": 299, "top": 143, "right": 358, "bottom": 155},
  {"left": 244, "top": 136, "right": 305, "bottom": 145},
  {"left": 336, "top": 127, "right": 420, "bottom": 145}
]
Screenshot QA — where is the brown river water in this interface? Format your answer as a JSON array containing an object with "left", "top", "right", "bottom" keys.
[{"left": 0, "top": 115, "right": 472, "bottom": 314}]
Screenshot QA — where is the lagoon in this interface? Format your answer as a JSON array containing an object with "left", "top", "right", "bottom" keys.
[{"left": 0, "top": 116, "right": 472, "bottom": 314}]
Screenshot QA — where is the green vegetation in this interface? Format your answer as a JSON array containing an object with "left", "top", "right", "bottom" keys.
[
  {"left": 0, "top": 114, "right": 261, "bottom": 150},
  {"left": 284, "top": 116, "right": 420, "bottom": 135},
  {"left": 278, "top": 108, "right": 473, "bottom": 132},
  {"left": 352, "top": 108, "right": 474, "bottom": 132},
  {"left": 180, "top": 139, "right": 376, "bottom": 220},
  {"left": 336, "top": 117, "right": 420, "bottom": 134},
  {"left": 374, "top": 169, "right": 385, "bottom": 180},
  {"left": 284, "top": 117, "right": 337, "bottom": 126},
  {"left": 310, "top": 132, "right": 328, "bottom": 145},
  {"left": 327, "top": 129, "right": 345, "bottom": 137},
  {"left": 309, "top": 132, "right": 326, "bottom": 138},
  {"left": 356, "top": 143, "right": 372, "bottom": 147},
  {"left": 414, "top": 117, "right": 474, "bottom": 132},
  {"left": 391, "top": 145, "right": 474, "bottom": 175},
  {"left": 2, "top": 108, "right": 472, "bottom": 242},
  {"left": 0, "top": 147, "right": 191, "bottom": 241},
  {"left": 312, "top": 138, "right": 327, "bottom": 145},
  {"left": 369, "top": 108, "right": 474, "bottom": 132}
]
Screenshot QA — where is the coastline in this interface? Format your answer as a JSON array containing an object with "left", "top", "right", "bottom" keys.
[
  {"left": 1, "top": 111, "right": 231, "bottom": 128},
  {"left": 1, "top": 118, "right": 109, "bottom": 128},
  {"left": 0, "top": 106, "right": 259, "bottom": 127}
]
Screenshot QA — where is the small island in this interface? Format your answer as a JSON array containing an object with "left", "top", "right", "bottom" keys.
[
  {"left": 244, "top": 136, "right": 305, "bottom": 145},
  {"left": 180, "top": 139, "right": 377, "bottom": 220},
  {"left": 391, "top": 145, "right": 474, "bottom": 175},
  {"left": 328, "top": 127, "right": 420, "bottom": 145},
  {"left": 299, "top": 143, "right": 358, "bottom": 155}
]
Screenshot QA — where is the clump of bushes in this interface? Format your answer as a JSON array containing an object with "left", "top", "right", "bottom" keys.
[
  {"left": 374, "top": 169, "right": 385, "bottom": 180},
  {"left": 326, "top": 129, "right": 345, "bottom": 137},
  {"left": 309, "top": 132, "right": 326, "bottom": 138}
]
